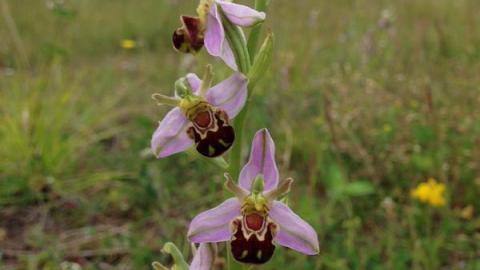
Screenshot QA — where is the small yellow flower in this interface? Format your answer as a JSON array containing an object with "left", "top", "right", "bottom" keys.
[
  {"left": 411, "top": 178, "right": 446, "bottom": 207},
  {"left": 121, "top": 39, "right": 136, "bottom": 49}
]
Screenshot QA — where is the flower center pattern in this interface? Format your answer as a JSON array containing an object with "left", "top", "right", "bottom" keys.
[
  {"left": 193, "top": 110, "right": 212, "bottom": 129},
  {"left": 245, "top": 213, "right": 264, "bottom": 231},
  {"left": 230, "top": 193, "right": 278, "bottom": 264},
  {"left": 183, "top": 99, "right": 235, "bottom": 157}
]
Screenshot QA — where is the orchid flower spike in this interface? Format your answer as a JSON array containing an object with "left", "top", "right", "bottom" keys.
[
  {"left": 152, "top": 242, "right": 217, "bottom": 270},
  {"left": 151, "top": 66, "right": 247, "bottom": 158},
  {"left": 187, "top": 129, "right": 320, "bottom": 265},
  {"left": 173, "top": 0, "right": 266, "bottom": 70}
]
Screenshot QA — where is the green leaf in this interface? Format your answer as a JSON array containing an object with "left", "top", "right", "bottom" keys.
[
  {"left": 343, "top": 181, "right": 375, "bottom": 197},
  {"left": 325, "top": 165, "right": 347, "bottom": 200},
  {"left": 412, "top": 125, "right": 436, "bottom": 143}
]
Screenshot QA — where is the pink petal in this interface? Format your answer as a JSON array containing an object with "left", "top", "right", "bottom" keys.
[
  {"left": 151, "top": 107, "right": 193, "bottom": 158},
  {"left": 239, "top": 129, "right": 279, "bottom": 192},
  {"left": 205, "top": 4, "right": 224, "bottom": 57},
  {"left": 188, "top": 198, "right": 241, "bottom": 243},
  {"left": 205, "top": 4, "right": 238, "bottom": 70},
  {"left": 190, "top": 243, "right": 216, "bottom": 270},
  {"left": 216, "top": 0, "right": 266, "bottom": 27},
  {"left": 269, "top": 201, "right": 320, "bottom": 255},
  {"left": 220, "top": 37, "right": 238, "bottom": 70},
  {"left": 186, "top": 73, "right": 202, "bottom": 94},
  {"left": 206, "top": 72, "right": 247, "bottom": 118}
]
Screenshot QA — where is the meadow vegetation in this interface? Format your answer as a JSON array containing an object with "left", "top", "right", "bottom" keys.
[{"left": 1, "top": 0, "right": 480, "bottom": 269}]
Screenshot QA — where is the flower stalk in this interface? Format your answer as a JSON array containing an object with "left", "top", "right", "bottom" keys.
[
  {"left": 227, "top": 0, "right": 271, "bottom": 191},
  {"left": 187, "top": 148, "right": 229, "bottom": 170}
]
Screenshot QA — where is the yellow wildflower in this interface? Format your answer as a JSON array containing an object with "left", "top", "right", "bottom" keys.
[
  {"left": 411, "top": 178, "right": 446, "bottom": 207},
  {"left": 121, "top": 39, "right": 136, "bottom": 49}
]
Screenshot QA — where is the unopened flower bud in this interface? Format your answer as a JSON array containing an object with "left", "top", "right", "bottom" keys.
[{"left": 248, "top": 33, "right": 273, "bottom": 88}]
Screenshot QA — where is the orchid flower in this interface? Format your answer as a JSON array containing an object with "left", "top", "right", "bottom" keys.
[
  {"left": 173, "top": 0, "right": 266, "bottom": 70},
  {"left": 187, "top": 129, "right": 320, "bottom": 264},
  {"left": 151, "top": 67, "right": 247, "bottom": 158},
  {"left": 153, "top": 242, "right": 216, "bottom": 270}
]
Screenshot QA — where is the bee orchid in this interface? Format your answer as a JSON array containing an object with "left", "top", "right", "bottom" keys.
[
  {"left": 173, "top": 0, "right": 266, "bottom": 70},
  {"left": 151, "top": 67, "right": 247, "bottom": 158},
  {"left": 187, "top": 129, "right": 320, "bottom": 264}
]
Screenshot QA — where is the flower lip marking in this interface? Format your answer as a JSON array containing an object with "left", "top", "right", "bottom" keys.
[
  {"left": 182, "top": 100, "right": 215, "bottom": 131},
  {"left": 231, "top": 215, "right": 277, "bottom": 264},
  {"left": 194, "top": 110, "right": 212, "bottom": 129},
  {"left": 230, "top": 181, "right": 278, "bottom": 264},
  {"left": 182, "top": 98, "right": 235, "bottom": 157},
  {"left": 245, "top": 213, "right": 264, "bottom": 231}
]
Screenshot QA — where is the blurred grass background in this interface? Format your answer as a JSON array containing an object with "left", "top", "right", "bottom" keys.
[{"left": 1, "top": 0, "right": 480, "bottom": 269}]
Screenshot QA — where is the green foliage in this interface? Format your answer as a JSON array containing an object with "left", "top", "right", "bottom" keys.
[
  {"left": 1, "top": 0, "right": 480, "bottom": 269},
  {"left": 325, "top": 165, "right": 375, "bottom": 200}
]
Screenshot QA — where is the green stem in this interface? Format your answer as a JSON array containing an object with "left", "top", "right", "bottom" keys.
[
  {"left": 186, "top": 148, "right": 229, "bottom": 170},
  {"left": 221, "top": 9, "right": 252, "bottom": 178},
  {"left": 222, "top": 3, "right": 269, "bottom": 265},
  {"left": 227, "top": 244, "right": 233, "bottom": 270},
  {"left": 229, "top": 100, "right": 250, "bottom": 178},
  {"left": 247, "top": 0, "right": 269, "bottom": 62},
  {"left": 225, "top": 0, "right": 268, "bottom": 180}
]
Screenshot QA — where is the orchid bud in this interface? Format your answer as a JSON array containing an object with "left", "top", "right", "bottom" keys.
[
  {"left": 152, "top": 242, "right": 217, "bottom": 270},
  {"left": 248, "top": 33, "right": 273, "bottom": 89},
  {"left": 155, "top": 242, "right": 189, "bottom": 270}
]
